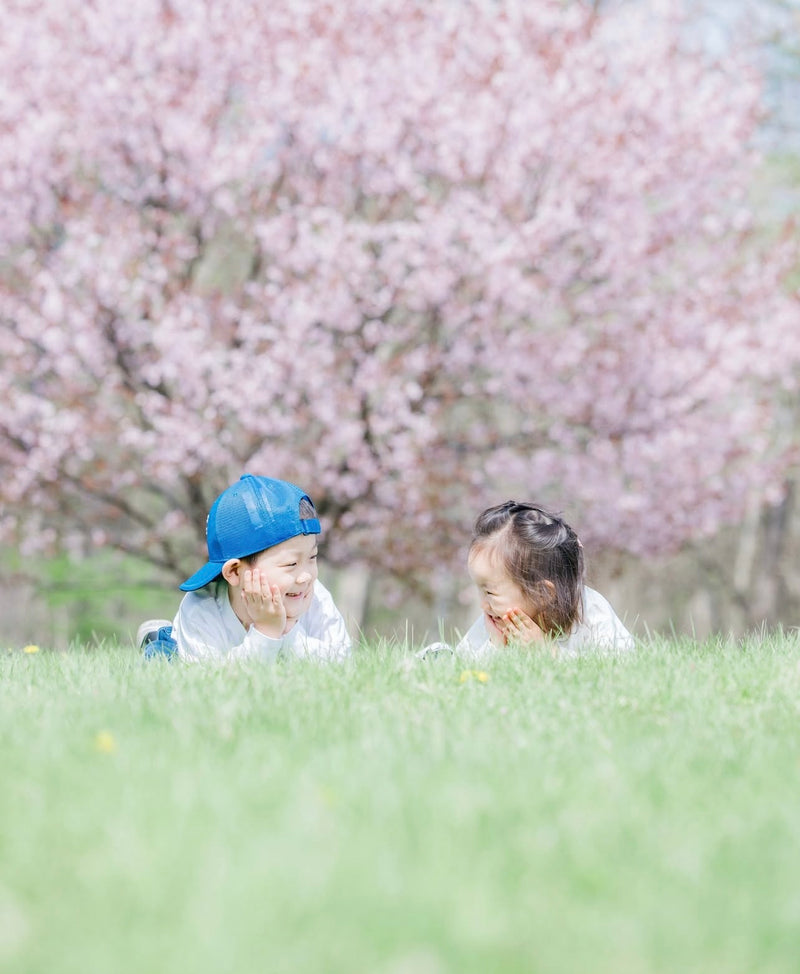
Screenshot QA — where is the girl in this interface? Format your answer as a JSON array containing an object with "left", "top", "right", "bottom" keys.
[{"left": 456, "top": 501, "right": 634, "bottom": 658}]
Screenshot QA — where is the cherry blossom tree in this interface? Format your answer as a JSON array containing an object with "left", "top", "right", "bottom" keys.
[{"left": 1, "top": 0, "right": 797, "bottom": 591}]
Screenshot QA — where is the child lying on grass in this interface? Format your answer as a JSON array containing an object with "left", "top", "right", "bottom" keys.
[
  {"left": 423, "top": 501, "right": 633, "bottom": 659},
  {"left": 138, "top": 474, "right": 351, "bottom": 663}
]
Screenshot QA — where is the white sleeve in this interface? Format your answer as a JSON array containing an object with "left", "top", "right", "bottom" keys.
[
  {"left": 454, "top": 616, "right": 495, "bottom": 660},
  {"left": 225, "top": 629, "right": 285, "bottom": 662},
  {"left": 172, "top": 594, "right": 226, "bottom": 662},
  {"left": 284, "top": 582, "right": 352, "bottom": 662},
  {"left": 575, "top": 587, "right": 635, "bottom": 653},
  {"left": 173, "top": 590, "right": 284, "bottom": 663}
]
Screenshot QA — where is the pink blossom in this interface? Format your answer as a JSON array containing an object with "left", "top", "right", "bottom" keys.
[{"left": 0, "top": 0, "right": 797, "bottom": 587}]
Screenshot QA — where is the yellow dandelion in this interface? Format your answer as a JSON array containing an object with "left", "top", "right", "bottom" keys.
[
  {"left": 94, "top": 731, "right": 117, "bottom": 754},
  {"left": 22, "top": 644, "right": 40, "bottom": 654},
  {"left": 459, "top": 669, "right": 490, "bottom": 684}
]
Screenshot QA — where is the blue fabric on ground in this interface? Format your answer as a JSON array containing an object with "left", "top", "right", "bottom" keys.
[{"left": 143, "top": 625, "right": 178, "bottom": 660}]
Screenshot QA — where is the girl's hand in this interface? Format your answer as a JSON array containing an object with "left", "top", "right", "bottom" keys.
[
  {"left": 241, "top": 568, "right": 287, "bottom": 638},
  {"left": 501, "top": 608, "right": 545, "bottom": 647}
]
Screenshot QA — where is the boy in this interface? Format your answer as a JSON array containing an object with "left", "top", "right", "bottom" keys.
[{"left": 139, "top": 474, "right": 351, "bottom": 662}]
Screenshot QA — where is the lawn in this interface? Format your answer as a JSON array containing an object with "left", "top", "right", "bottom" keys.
[{"left": 2, "top": 634, "right": 799, "bottom": 973}]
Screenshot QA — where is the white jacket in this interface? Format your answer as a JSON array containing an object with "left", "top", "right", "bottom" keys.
[
  {"left": 455, "top": 586, "right": 634, "bottom": 659},
  {"left": 172, "top": 579, "right": 351, "bottom": 663}
]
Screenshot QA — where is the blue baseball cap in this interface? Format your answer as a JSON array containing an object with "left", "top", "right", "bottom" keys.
[{"left": 179, "top": 474, "right": 321, "bottom": 591}]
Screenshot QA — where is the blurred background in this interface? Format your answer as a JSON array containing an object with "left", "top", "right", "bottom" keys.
[{"left": 1, "top": 0, "right": 799, "bottom": 649}]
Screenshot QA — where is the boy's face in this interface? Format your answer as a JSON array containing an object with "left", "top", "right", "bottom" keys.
[{"left": 249, "top": 533, "right": 319, "bottom": 623}]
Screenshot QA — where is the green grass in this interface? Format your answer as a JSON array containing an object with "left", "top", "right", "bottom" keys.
[{"left": 2, "top": 634, "right": 800, "bottom": 974}]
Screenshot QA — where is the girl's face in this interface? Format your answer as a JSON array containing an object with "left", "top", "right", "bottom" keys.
[{"left": 468, "top": 545, "right": 536, "bottom": 643}]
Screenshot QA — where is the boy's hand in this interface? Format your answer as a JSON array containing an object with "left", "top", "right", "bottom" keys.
[
  {"left": 501, "top": 608, "right": 545, "bottom": 647},
  {"left": 241, "top": 569, "right": 286, "bottom": 638}
]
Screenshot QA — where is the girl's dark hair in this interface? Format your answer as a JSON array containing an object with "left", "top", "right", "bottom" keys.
[{"left": 470, "top": 501, "right": 585, "bottom": 635}]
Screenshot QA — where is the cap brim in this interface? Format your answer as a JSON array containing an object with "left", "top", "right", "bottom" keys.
[{"left": 179, "top": 561, "right": 226, "bottom": 592}]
